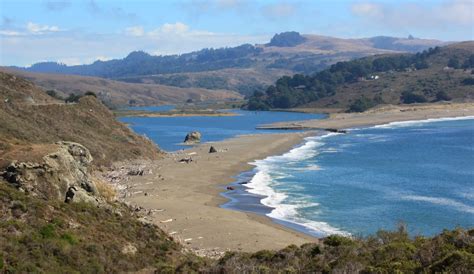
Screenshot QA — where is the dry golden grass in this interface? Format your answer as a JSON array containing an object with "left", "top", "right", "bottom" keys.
[{"left": 93, "top": 178, "right": 117, "bottom": 202}]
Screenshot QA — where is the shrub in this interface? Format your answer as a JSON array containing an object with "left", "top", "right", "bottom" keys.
[
  {"left": 60, "top": 233, "right": 78, "bottom": 245},
  {"left": 401, "top": 91, "right": 427, "bottom": 104},
  {"left": 324, "top": 235, "right": 354, "bottom": 247},
  {"left": 435, "top": 91, "right": 451, "bottom": 101},
  {"left": 65, "top": 93, "right": 82, "bottom": 103},
  {"left": 348, "top": 96, "right": 376, "bottom": 112},
  {"left": 461, "top": 78, "right": 474, "bottom": 85},
  {"left": 84, "top": 91, "right": 97, "bottom": 97},
  {"left": 39, "top": 224, "right": 56, "bottom": 239}
]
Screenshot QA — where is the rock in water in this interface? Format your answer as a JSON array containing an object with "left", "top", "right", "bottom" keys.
[
  {"left": 209, "top": 146, "right": 217, "bottom": 153},
  {"left": 184, "top": 131, "right": 201, "bottom": 144},
  {"left": 1, "top": 141, "right": 102, "bottom": 205}
]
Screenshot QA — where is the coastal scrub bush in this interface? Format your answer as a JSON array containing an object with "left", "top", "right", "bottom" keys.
[
  {"left": 347, "top": 96, "right": 376, "bottom": 112},
  {"left": 435, "top": 91, "right": 451, "bottom": 101},
  {"left": 64, "top": 93, "right": 82, "bottom": 103},
  {"left": 401, "top": 91, "right": 427, "bottom": 104},
  {"left": 84, "top": 91, "right": 97, "bottom": 97},
  {"left": 461, "top": 78, "right": 474, "bottom": 85}
]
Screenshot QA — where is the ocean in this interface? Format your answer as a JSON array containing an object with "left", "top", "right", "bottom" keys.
[{"left": 223, "top": 117, "right": 474, "bottom": 237}]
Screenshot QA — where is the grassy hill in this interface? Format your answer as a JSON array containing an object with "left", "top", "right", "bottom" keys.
[
  {"left": 0, "top": 72, "right": 162, "bottom": 168},
  {"left": 11, "top": 33, "right": 446, "bottom": 97},
  {"left": 246, "top": 41, "right": 474, "bottom": 111},
  {"left": 0, "top": 68, "right": 242, "bottom": 108}
]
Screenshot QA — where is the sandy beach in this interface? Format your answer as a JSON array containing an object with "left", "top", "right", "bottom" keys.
[
  {"left": 113, "top": 102, "right": 474, "bottom": 256},
  {"left": 117, "top": 132, "right": 318, "bottom": 255},
  {"left": 258, "top": 102, "right": 474, "bottom": 130}
]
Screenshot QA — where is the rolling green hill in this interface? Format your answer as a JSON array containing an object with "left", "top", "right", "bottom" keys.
[{"left": 246, "top": 41, "right": 474, "bottom": 111}]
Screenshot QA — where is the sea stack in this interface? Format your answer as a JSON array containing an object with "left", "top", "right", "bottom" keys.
[{"left": 184, "top": 131, "right": 201, "bottom": 144}]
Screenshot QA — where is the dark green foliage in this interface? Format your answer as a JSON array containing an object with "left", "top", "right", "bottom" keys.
[
  {"left": 64, "top": 93, "right": 82, "bottom": 103},
  {"left": 461, "top": 78, "right": 474, "bottom": 85},
  {"left": 39, "top": 224, "right": 56, "bottom": 239},
  {"left": 267, "top": 31, "right": 307, "bottom": 47},
  {"left": 27, "top": 44, "right": 263, "bottom": 78},
  {"left": 246, "top": 47, "right": 438, "bottom": 110},
  {"left": 46, "top": 90, "right": 57, "bottom": 98},
  {"left": 435, "top": 91, "right": 452, "bottom": 101},
  {"left": 462, "top": 54, "right": 474, "bottom": 68},
  {"left": 348, "top": 96, "right": 376, "bottom": 112},
  {"left": 401, "top": 91, "right": 427, "bottom": 104},
  {"left": 211, "top": 227, "right": 474, "bottom": 273},
  {"left": 448, "top": 56, "right": 460, "bottom": 69},
  {"left": 323, "top": 235, "right": 354, "bottom": 247},
  {"left": 84, "top": 91, "right": 97, "bottom": 97}
]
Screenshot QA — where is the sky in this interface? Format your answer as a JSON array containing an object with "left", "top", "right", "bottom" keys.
[{"left": 0, "top": 0, "right": 473, "bottom": 66}]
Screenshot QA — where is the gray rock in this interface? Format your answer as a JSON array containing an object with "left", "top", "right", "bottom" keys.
[
  {"left": 2, "top": 141, "right": 102, "bottom": 205},
  {"left": 209, "top": 146, "right": 217, "bottom": 153},
  {"left": 184, "top": 131, "right": 201, "bottom": 144}
]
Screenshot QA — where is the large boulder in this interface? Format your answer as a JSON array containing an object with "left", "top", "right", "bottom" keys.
[
  {"left": 1, "top": 142, "right": 102, "bottom": 205},
  {"left": 184, "top": 131, "right": 201, "bottom": 144}
]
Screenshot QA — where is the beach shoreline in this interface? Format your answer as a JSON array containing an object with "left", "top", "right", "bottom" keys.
[{"left": 110, "top": 102, "right": 474, "bottom": 256}]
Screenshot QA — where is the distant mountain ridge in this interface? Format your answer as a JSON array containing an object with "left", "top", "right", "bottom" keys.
[
  {"left": 17, "top": 33, "right": 446, "bottom": 77},
  {"left": 10, "top": 32, "right": 449, "bottom": 96}
]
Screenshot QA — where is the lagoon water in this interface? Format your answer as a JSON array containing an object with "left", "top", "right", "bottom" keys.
[
  {"left": 236, "top": 117, "right": 474, "bottom": 237},
  {"left": 120, "top": 109, "right": 325, "bottom": 151}
]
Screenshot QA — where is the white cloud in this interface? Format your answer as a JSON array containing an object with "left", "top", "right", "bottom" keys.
[
  {"left": 351, "top": 0, "right": 474, "bottom": 29},
  {"left": 1, "top": 25, "right": 269, "bottom": 66},
  {"left": 157, "top": 22, "right": 190, "bottom": 34},
  {"left": 125, "top": 26, "right": 145, "bottom": 37},
  {"left": 26, "top": 22, "right": 61, "bottom": 34},
  {"left": 438, "top": 0, "right": 473, "bottom": 25},
  {"left": 351, "top": 3, "right": 383, "bottom": 18},
  {"left": 261, "top": 2, "right": 297, "bottom": 20},
  {"left": 0, "top": 30, "right": 23, "bottom": 36}
]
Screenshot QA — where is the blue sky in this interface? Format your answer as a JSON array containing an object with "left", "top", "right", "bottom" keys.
[{"left": 1, "top": 0, "right": 473, "bottom": 66}]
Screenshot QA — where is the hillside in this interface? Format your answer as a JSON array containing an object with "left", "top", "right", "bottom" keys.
[
  {"left": 0, "top": 72, "right": 161, "bottom": 168},
  {"left": 12, "top": 33, "right": 446, "bottom": 96},
  {"left": 0, "top": 68, "right": 242, "bottom": 107},
  {"left": 246, "top": 41, "right": 474, "bottom": 111}
]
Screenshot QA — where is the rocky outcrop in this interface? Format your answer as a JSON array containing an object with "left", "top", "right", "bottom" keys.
[
  {"left": 1, "top": 141, "right": 102, "bottom": 205},
  {"left": 184, "top": 131, "right": 201, "bottom": 144},
  {"left": 325, "top": 128, "right": 348, "bottom": 134}
]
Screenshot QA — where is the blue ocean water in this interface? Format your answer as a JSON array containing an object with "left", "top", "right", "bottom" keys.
[
  {"left": 238, "top": 117, "right": 474, "bottom": 237},
  {"left": 119, "top": 109, "right": 325, "bottom": 151}
]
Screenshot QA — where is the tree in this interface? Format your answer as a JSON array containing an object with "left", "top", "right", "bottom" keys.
[
  {"left": 447, "top": 57, "right": 460, "bottom": 69},
  {"left": 348, "top": 97, "right": 375, "bottom": 112},
  {"left": 401, "top": 91, "right": 427, "bottom": 104},
  {"left": 46, "top": 90, "right": 58, "bottom": 99},
  {"left": 84, "top": 91, "right": 97, "bottom": 97},
  {"left": 65, "top": 93, "right": 82, "bottom": 103}
]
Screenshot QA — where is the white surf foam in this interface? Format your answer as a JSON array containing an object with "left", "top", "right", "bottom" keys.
[
  {"left": 372, "top": 116, "right": 474, "bottom": 129},
  {"left": 245, "top": 133, "right": 350, "bottom": 236},
  {"left": 401, "top": 195, "right": 474, "bottom": 214}
]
